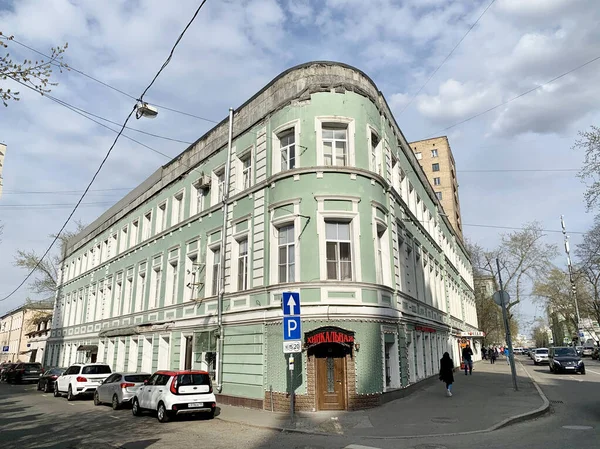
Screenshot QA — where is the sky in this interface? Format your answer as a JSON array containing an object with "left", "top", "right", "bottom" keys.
[{"left": 1, "top": 0, "right": 599, "bottom": 335}]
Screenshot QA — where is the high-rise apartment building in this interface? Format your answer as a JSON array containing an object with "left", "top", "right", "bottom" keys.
[{"left": 409, "top": 137, "right": 463, "bottom": 238}]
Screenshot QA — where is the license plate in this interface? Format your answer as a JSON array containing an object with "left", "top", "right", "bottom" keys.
[
  {"left": 188, "top": 402, "right": 204, "bottom": 408},
  {"left": 566, "top": 366, "right": 574, "bottom": 369}
]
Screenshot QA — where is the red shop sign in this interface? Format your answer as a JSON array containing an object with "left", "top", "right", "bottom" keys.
[
  {"left": 415, "top": 326, "right": 437, "bottom": 333},
  {"left": 305, "top": 326, "right": 355, "bottom": 348}
]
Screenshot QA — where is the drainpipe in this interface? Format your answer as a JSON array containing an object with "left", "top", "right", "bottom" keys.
[{"left": 216, "top": 107, "right": 234, "bottom": 393}]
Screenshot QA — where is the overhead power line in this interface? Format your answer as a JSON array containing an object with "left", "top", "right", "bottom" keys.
[
  {"left": 462, "top": 223, "right": 585, "bottom": 235},
  {"left": 0, "top": 0, "right": 209, "bottom": 303},
  {"left": 423, "top": 53, "right": 600, "bottom": 138},
  {"left": 458, "top": 168, "right": 579, "bottom": 173},
  {"left": 2, "top": 187, "right": 133, "bottom": 194},
  {"left": 0, "top": 201, "right": 116, "bottom": 208},
  {"left": 397, "top": 0, "right": 496, "bottom": 117}
]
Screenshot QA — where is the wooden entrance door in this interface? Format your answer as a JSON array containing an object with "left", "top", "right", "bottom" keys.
[{"left": 316, "top": 356, "right": 346, "bottom": 410}]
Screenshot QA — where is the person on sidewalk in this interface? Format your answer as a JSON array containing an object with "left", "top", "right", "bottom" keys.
[
  {"left": 462, "top": 344, "right": 474, "bottom": 375},
  {"left": 490, "top": 346, "right": 497, "bottom": 364},
  {"left": 482, "top": 347, "right": 487, "bottom": 360},
  {"left": 439, "top": 352, "right": 454, "bottom": 397},
  {"left": 504, "top": 347, "right": 510, "bottom": 365}
]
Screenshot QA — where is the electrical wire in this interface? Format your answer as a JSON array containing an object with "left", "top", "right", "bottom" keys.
[
  {"left": 0, "top": 1, "right": 209, "bottom": 303},
  {"left": 422, "top": 53, "right": 600, "bottom": 138},
  {"left": 0, "top": 201, "right": 116, "bottom": 208},
  {"left": 2, "top": 187, "right": 133, "bottom": 194},
  {"left": 397, "top": 0, "right": 496, "bottom": 117}
]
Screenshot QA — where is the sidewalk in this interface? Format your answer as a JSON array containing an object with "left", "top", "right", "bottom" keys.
[{"left": 216, "top": 360, "right": 549, "bottom": 438}]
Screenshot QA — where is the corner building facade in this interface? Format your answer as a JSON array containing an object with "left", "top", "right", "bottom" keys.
[{"left": 48, "top": 62, "right": 478, "bottom": 411}]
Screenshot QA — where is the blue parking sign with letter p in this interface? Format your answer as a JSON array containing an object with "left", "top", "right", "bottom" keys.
[{"left": 283, "top": 316, "right": 302, "bottom": 340}]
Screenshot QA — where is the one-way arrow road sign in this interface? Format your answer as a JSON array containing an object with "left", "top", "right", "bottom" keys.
[{"left": 282, "top": 292, "right": 301, "bottom": 316}]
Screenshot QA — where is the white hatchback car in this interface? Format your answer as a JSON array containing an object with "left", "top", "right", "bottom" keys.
[
  {"left": 132, "top": 370, "right": 216, "bottom": 422},
  {"left": 54, "top": 363, "right": 112, "bottom": 401}
]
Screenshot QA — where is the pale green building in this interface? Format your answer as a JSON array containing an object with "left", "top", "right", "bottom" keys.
[{"left": 47, "top": 62, "right": 478, "bottom": 411}]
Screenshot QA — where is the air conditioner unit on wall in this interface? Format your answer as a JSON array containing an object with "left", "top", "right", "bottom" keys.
[{"left": 198, "top": 174, "right": 212, "bottom": 189}]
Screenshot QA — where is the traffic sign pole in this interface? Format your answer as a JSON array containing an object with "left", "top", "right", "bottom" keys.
[
  {"left": 282, "top": 292, "right": 301, "bottom": 423},
  {"left": 496, "top": 258, "right": 518, "bottom": 391}
]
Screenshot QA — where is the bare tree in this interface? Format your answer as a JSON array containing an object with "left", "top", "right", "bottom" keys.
[
  {"left": 532, "top": 321, "right": 550, "bottom": 348},
  {"left": 469, "top": 222, "right": 558, "bottom": 318},
  {"left": 0, "top": 32, "right": 68, "bottom": 106},
  {"left": 14, "top": 221, "right": 85, "bottom": 297},
  {"left": 575, "top": 217, "right": 600, "bottom": 327},
  {"left": 574, "top": 125, "right": 600, "bottom": 211}
]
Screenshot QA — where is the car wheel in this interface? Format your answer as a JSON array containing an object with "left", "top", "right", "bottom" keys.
[
  {"left": 534, "top": 361, "right": 538, "bottom": 365},
  {"left": 157, "top": 402, "right": 170, "bottom": 423},
  {"left": 111, "top": 394, "right": 120, "bottom": 411},
  {"left": 44, "top": 382, "right": 51, "bottom": 393},
  {"left": 53, "top": 385, "right": 61, "bottom": 397},
  {"left": 94, "top": 392, "right": 101, "bottom": 406},
  {"left": 549, "top": 365, "right": 553, "bottom": 373},
  {"left": 132, "top": 398, "right": 142, "bottom": 417},
  {"left": 36, "top": 381, "right": 42, "bottom": 391},
  {"left": 581, "top": 368, "right": 586, "bottom": 375},
  {"left": 67, "top": 386, "right": 74, "bottom": 401},
  {"left": 207, "top": 409, "right": 215, "bottom": 419}
]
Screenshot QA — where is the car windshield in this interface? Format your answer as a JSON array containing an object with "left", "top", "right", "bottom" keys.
[
  {"left": 124, "top": 374, "right": 150, "bottom": 383},
  {"left": 536, "top": 349, "right": 548, "bottom": 354},
  {"left": 82, "top": 365, "right": 111, "bottom": 375},
  {"left": 177, "top": 373, "right": 211, "bottom": 386},
  {"left": 50, "top": 368, "right": 65, "bottom": 375},
  {"left": 554, "top": 348, "right": 577, "bottom": 357},
  {"left": 25, "top": 363, "right": 41, "bottom": 368}
]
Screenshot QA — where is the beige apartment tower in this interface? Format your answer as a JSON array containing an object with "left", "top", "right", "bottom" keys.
[{"left": 409, "top": 136, "right": 463, "bottom": 238}]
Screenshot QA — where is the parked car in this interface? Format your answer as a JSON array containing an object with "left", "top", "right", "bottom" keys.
[
  {"left": 132, "top": 370, "right": 216, "bottom": 422},
  {"left": 529, "top": 348, "right": 537, "bottom": 360},
  {"left": 582, "top": 344, "right": 595, "bottom": 357},
  {"left": 549, "top": 346, "right": 585, "bottom": 374},
  {"left": 592, "top": 348, "right": 600, "bottom": 360},
  {"left": 54, "top": 363, "right": 112, "bottom": 401},
  {"left": 5, "top": 362, "right": 43, "bottom": 384},
  {"left": 37, "top": 368, "right": 66, "bottom": 393},
  {"left": 0, "top": 363, "right": 17, "bottom": 382},
  {"left": 94, "top": 372, "right": 150, "bottom": 410},
  {"left": 533, "top": 348, "right": 549, "bottom": 365},
  {"left": 575, "top": 346, "right": 584, "bottom": 356}
]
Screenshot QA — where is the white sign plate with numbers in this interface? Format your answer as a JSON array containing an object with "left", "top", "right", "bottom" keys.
[{"left": 283, "top": 340, "right": 302, "bottom": 354}]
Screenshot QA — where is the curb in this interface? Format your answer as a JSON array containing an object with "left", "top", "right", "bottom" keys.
[{"left": 217, "top": 361, "right": 551, "bottom": 439}]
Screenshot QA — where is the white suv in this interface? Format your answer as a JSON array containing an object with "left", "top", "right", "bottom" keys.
[
  {"left": 132, "top": 370, "right": 216, "bottom": 422},
  {"left": 54, "top": 363, "right": 112, "bottom": 401}
]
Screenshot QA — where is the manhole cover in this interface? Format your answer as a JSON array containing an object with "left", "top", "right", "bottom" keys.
[
  {"left": 562, "top": 425, "right": 593, "bottom": 430},
  {"left": 431, "top": 417, "right": 458, "bottom": 424}
]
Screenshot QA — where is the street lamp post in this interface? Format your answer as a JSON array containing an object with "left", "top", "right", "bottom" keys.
[{"left": 561, "top": 216, "right": 582, "bottom": 344}]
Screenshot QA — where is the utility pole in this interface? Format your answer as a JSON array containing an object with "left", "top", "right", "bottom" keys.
[
  {"left": 561, "top": 215, "right": 582, "bottom": 345},
  {"left": 216, "top": 108, "right": 234, "bottom": 394},
  {"left": 496, "top": 258, "right": 518, "bottom": 391}
]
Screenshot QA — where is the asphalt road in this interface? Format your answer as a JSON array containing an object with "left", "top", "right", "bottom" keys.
[{"left": 1, "top": 356, "right": 599, "bottom": 449}]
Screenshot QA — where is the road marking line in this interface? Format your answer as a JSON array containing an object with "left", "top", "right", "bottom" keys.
[
  {"left": 586, "top": 369, "right": 600, "bottom": 375},
  {"left": 344, "top": 445, "right": 382, "bottom": 449},
  {"left": 69, "top": 403, "right": 74, "bottom": 406},
  {"left": 109, "top": 415, "right": 120, "bottom": 420}
]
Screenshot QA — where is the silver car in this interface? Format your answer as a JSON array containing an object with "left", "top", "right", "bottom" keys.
[{"left": 94, "top": 372, "right": 150, "bottom": 410}]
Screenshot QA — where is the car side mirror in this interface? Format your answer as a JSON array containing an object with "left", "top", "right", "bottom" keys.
[{"left": 143, "top": 379, "right": 148, "bottom": 384}]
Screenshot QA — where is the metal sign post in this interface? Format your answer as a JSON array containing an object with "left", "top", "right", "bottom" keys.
[
  {"left": 495, "top": 258, "right": 518, "bottom": 391},
  {"left": 282, "top": 292, "right": 301, "bottom": 422}
]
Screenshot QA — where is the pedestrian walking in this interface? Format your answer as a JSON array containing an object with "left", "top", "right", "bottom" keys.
[
  {"left": 439, "top": 352, "right": 454, "bottom": 397},
  {"left": 482, "top": 347, "right": 487, "bottom": 360},
  {"left": 504, "top": 347, "right": 510, "bottom": 365},
  {"left": 462, "top": 344, "right": 474, "bottom": 375},
  {"left": 490, "top": 346, "right": 497, "bottom": 364}
]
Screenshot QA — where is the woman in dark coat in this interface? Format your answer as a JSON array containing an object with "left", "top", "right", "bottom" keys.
[{"left": 439, "top": 352, "right": 454, "bottom": 397}]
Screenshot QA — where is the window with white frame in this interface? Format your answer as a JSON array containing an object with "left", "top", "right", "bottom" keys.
[
  {"left": 185, "top": 251, "right": 199, "bottom": 301},
  {"left": 279, "top": 130, "right": 296, "bottom": 170},
  {"left": 119, "top": 226, "right": 128, "bottom": 254},
  {"left": 239, "top": 151, "right": 252, "bottom": 190},
  {"left": 191, "top": 182, "right": 206, "bottom": 216},
  {"left": 431, "top": 149, "right": 438, "bottom": 157},
  {"left": 130, "top": 220, "right": 139, "bottom": 247},
  {"left": 325, "top": 221, "right": 353, "bottom": 281},
  {"left": 375, "top": 225, "right": 386, "bottom": 285},
  {"left": 111, "top": 234, "right": 117, "bottom": 258},
  {"left": 216, "top": 171, "right": 225, "bottom": 204},
  {"left": 237, "top": 238, "right": 248, "bottom": 291},
  {"left": 165, "top": 258, "right": 178, "bottom": 306},
  {"left": 123, "top": 274, "right": 133, "bottom": 315},
  {"left": 211, "top": 247, "right": 221, "bottom": 297},
  {"left": 156, "top": 202, "right": 167, "bottom": 233},
  {"left": 370, "top": 130, "right": 380, "bottom": 173},
  {"left": 322, "top": 124, "right": 348, "bottom": 166},
  {"left": 149, "top": 258, "right": 162, "bottom": 309},
  {"left": 433, "top": 177, "right": 441, "bottom": 186},
  {"left": 113, "top": 275, "right": 123, "bottom": 317},
  {"left": 435, "top": 191, "right": 443, "bottom": 200},
  {"left": 135, "top": 264, "right": 146, "bottom": 312},
  {"left": 172, "top": 191, "right": 184, "bottom": 225},
  {"left": 415, "top": 152, "right": 422, "bottom": 160},
  {"left": 278, "top": 224, "right": 295, "bottom": 283},
  {"left": 101, "top": 240, "right": 108, "bottom": 263},
  {"left": 143, "top": 212, "right": 152, "bottom": 240}
]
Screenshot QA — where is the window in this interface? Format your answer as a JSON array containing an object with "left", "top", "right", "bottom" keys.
[
  {"left": 432, "top": 163, "right": 440, "bottom": 172},
  {"left": 279, "top": 130, "right": 296, "bottom": 170},
  {"left": 240, "top": 153, "right": 252, "bottom": 190},
  {"left": 211, "top": 248, "right": 221, "bottom": 297},
  {"left": 119, "top": 226, "right": 128, "bottom": 254},
  {"left": 237, "top": 239, "right": 248, "bottom": 291},
  {"left": 431, "top": 149, "right": 438, "bottom": 157},
  {"left": 213, "top": 170, "right": 225, "bottom": 205},
  {"left": 433, "top": 177, "right": 441, "bottom": 186},
  {"left": 113, "top": 277, "right": 122, "bottom": 317},
  {"left": 370, "top": 131, "right": 380, "bottom": 173},
  {"left": 415, "top": 152, "right": 422, "bottom": 160},
  {"left": 172, "top": 191, "right": 184, "bottom": 225},
  {"left": 435, "top": 192, "right": 443, "bottom": 200},
  {"left": 165, "top": 259, "right": 178, "bottom": 306},
  {"left": 143, "top": 211, "right": 152, "bottom": 240},
  {"left": 130, "top": 220, "right": 139, "bottom": 247},
  {"left": 123, "top": 275, "right": 133, "bottom": 315},
  {"left": 192, "top": 180, "right": 208, "bottom": 216},
  {"left": 325, "top": 222, "right": 352, "bottom": 281},
  {"left": 135, "top": 265, "right": 146, "bottom": 312},
  {"left": 185, "top": 252, "right": 199, "bottom": 301},
  {"left": 278, "top": 224, "right": 295, "bottom": 283},
  {"left": 322, "top": 124, "right": 348, "bottom": 166},
  {"left": 156, "top": 202, "right": 167, "bottom": 233},
  {"left": 149, "top": 263, "right": 162, "bottom": 309}
]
